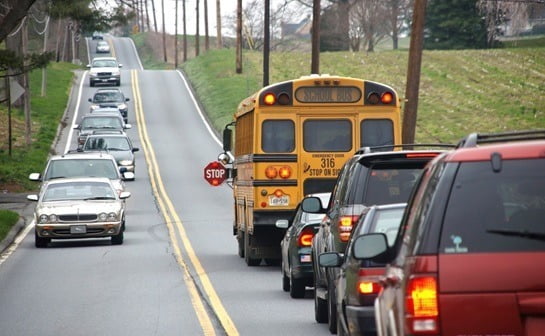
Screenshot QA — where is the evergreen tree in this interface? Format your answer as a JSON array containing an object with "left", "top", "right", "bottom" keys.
[{"left": 425, "top": 0, "right": 488, "bottom": 50}]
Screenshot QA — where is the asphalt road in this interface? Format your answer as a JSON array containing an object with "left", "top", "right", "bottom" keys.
[{"left": 0, "top": 36, "right": 331, "bottom": 336}]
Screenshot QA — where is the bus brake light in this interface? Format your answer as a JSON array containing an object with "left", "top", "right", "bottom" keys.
[
  {"left": 278, "top": 166, "right": 291, "bottom": 179},
  {"left": 265, "top": 166, "right": 278, "bottom": 179},
  {"left": 381, "top": 92, "right": 394, "bottom": 104}
]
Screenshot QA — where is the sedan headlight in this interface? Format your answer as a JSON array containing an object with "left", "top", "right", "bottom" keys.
[
  {"left": 118, "top": 103, "right": 127, "bottom": 110},
  {"left": 90, "top": 72, "right": 98, "bottom": 77},
  {"left": 112, "top": 70, "right": 121, "bottom": 76},
  {"left": 39, "top": 214, "right": 57, "bottom": 223},
  {"left": 99, "top": 212, "right": 118, "bottom": 222},
  {"left": 90, "top": 104, "right": 99, "bottom": 110},
  {"left": 119, "top": 160, "right": 133, "bottom": 166}
]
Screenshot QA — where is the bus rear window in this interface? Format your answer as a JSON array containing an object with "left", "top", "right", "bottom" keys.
[
  {"left": 361, "top": 119, "right": 394, "bottom": 148},
  {"left": 303, "top": 119, "right": 352, "bottom": 152},
  {"left": 262, "top": 120, "right": 295, "bottom": 153}
]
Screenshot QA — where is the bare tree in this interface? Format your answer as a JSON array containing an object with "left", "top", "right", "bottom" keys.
[
  {"left": 0, "top": 0, "right": 38, "bottom": 43},
  {"left": 349, "top": 0, "right": 389, "bottom": 52},
  {"left": 196, "top": 0, "right": 200, "bottom": 56},
  {"left": 162, "top": 0, "right": 167, "bottom": 61},
  {"left": 204, "top": 0, "right": 209, "bottom": 51},
  {"left": 216, "top": 0, "right": 222, "bottom": 48},
  {"left": 151, "top": 0, "right": 158, "bottom": 32},
  {"left": 478, "top": 0, "right": 533, "bottom": 46},
  {"left": 183, "top": 0, "right": 187, "bottom": 61}
]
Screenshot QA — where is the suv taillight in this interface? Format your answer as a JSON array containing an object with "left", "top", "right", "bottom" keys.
[
  {"left": 338, "top": 215, "right": 359, "bottom": 242},
  {"left": 297, "top": 227, "right": 314, "bottom": 247},
  {"left": 405, "top": 276, "right": 439, "bottom": 334}
]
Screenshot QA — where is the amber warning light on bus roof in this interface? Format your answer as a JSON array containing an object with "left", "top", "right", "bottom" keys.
[{"left": 204, "top": 161, "right": 227, "bottom": 186}]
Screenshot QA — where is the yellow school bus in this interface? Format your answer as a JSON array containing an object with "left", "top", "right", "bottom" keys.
[{"left": 219, "top": 74, "right": 401, "bottom": 266}]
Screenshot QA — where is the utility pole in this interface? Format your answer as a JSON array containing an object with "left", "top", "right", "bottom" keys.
[
  {"left": 183, "top": 0, "right": 187, "bottom": 62},
  {"left": 195, "top": 0, "right": 200, "bottom": 57},
  {"left": 175, "top": 0, "right": 178, "bottom": 68},
  {"left": 263, "top": 0, "right": 270, "bottom": 87},
  {"left": 204, "top": 0, "right": 209, "bottom": 51},
  {"left": 311, "top": 0, "right": 320, "bottom": 74},
  {"left": 236, "top": 0, "right": 242, "bottom": 73},
  {"left": 216, "top": 0, "right": 222, "bottom": 48},
  {"left": 402, "top": 0, "right": 427, "bottom": 144},
  {"left": 162, "top": 0, "right": 167, "bottom": 62},
  {"left": 22, "top": 18, "right": 31, "bottom": 146}
]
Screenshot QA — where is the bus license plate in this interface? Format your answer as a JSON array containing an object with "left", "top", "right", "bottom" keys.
[{"left": 268, "top": 195, "right": 289, "bottom": 206}]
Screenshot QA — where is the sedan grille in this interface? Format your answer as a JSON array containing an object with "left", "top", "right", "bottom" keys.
[
  {"left": 97, "top": 72, "right": 112, "bottom": 76},
  {"left": 59, "top": 214, "right": 97, "bottom": 222}
]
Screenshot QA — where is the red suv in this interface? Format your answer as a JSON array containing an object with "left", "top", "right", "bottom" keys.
[{"left": 354, "top": 130, "right": 545, "bottom": 336}]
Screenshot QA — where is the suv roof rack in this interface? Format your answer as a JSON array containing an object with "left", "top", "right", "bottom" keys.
[
  {"left": 457, "top": 129, "right": 545, "bottom": 148},
  {"left": 356, "top": 143, "right": 456, "bottom": 155}
]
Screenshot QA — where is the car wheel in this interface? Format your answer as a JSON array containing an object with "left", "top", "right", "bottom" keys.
[
  {"left": 35, "top": 231, "right": 50, "bottom": 248},
  {"left": 314, "top": 277, "right": 328, "bottom": 323},
  {"left": 328, "top": 280, "right": 338, "bottom": 334},
  {"left": 290, "top": 268, "right": 306, "bottom": 299},
  {"left": 111, "top": 229, "right": 124, "bottom": 245},
  {"left": 282, "top": 260, "right": 290, "bottom": 292}
]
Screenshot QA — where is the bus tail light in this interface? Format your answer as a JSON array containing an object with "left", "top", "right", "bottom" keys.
[
  {"left": 278, "top": 93, "right": 290, "bottom": 105},
  {"left": 367, "top": 92, "right": 380, "bottom": 104},
  {"left": 278, "top": 166, "right": 291, "bottom": 179},
  {"left": 381, "top": 92, "right": 394, "bottom": 104},
  {"left": 297, "top": 227, "right": 314, "bottom": 247},
  {"left": 264, "top": 93, "right": 276, "bottom": 105},
  {"left": 406, "top": 276, "right": 439, "bottom": 334},
  {"left": 338, "top": 215, "right": 359, "bottom": 242},
  {"left": 265, "top": 166, "right": 278, "bottom": 179}
]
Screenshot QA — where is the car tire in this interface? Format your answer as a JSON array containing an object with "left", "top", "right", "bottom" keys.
[
  {"left": 111, "top": 230, "right": 124, "bottom": 245},
  {"left": 328, "top": 280, "right": 338, "bottom": 334},
  {"left": 282, "top": 260, "right": 290, "bottom": 292},
  {"left": 314, "top": 277, "right": 328, "bottom": 323},
  {"left": 290, "top": 269, "right": 306, "bottom": 299},
  {"left": 35, "top": 231, "right": 50, "bottom": 248}
]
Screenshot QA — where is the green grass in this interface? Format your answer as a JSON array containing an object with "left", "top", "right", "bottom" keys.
[
  {"left": 0, "top": 62, "right": 79, "bottom": 191},
  {"left": 131, "top": 33, "right": 171, "bottom": 70},
  {"left": 179, "top": 46, "right": 545, "bottom": 144},
  {"left": 0, "top": 209, "right": 19, "bottom": 242}
]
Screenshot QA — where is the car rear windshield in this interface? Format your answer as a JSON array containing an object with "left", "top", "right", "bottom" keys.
[
  {"left": 440, "top": 158, "right": 545, "bottom": 253},
  {"left": 350, "top": 161, "right": 425, "bottom": 205},
  {"left": 45, "top": 159, "right": 119, "bottom": 180}
]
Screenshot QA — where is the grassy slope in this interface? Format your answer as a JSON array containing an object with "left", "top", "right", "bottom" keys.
[
  {"left": 0, "top": 62, "right": 79, "bottom": 190},
  {"left": 181, "top": 46, "right": 545, "bottom": 144}
]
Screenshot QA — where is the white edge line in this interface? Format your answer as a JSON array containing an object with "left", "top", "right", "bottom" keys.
[
  {"left": 127, "top": 37, "right": 144, "bottom": 71},
  {"left": 175, "top": 70, "right": 222, "bottom": 147},
  {"left": 64, "top": 70, "right": 87, "bottom": 154},
  {"left": 0, "top": 221, "right": 34, "bottom": 266}
]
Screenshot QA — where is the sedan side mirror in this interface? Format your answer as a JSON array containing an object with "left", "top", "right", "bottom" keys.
[
  {"left": 132, "top": 147, "right": 139, "bottom": 152},
  {"left": 353, "top": 233, "right": 390, "bottom": 261},
  {"left": 88, "top": 98, "right": 92, "bottom": 102},
  {"left": 124, "top": 124, "right": 132, "bottom": 129},
  {"left": 301, "top": 196, "right": 327, "bottom": 214},
  {"left": 27, "top": 194, "right": 39, "bottom": 202}
]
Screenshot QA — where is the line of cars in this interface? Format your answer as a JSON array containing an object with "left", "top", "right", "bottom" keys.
[
  {"left": 278, "top": 129, "right": 545, "bottom": 336},
  {"left": 26, "top": 56, "right": 139, "bottom": 248}
]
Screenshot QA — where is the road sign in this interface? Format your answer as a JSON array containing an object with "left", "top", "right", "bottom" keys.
[{"left": 204, "top": 161, "right": 227, "bottom": 186}]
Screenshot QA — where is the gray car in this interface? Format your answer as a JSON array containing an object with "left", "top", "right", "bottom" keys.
[
  {"left": 27, "top": 177, "right": 130, "bottom": 247},
  {"left": 74, "top": 114, "right": 131, "bottom": 147},
  {"left": 81, "top": 133, "right": 139, "bottom": 175}
]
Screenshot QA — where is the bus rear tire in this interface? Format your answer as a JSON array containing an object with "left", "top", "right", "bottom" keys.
[
  {"left": 244, "top": 232, "right": 261, "bottom": 266},
  {"left": 237, "top": 231, "right": 244, "bottom": 258}
]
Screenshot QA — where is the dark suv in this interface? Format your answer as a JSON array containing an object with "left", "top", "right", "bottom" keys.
[
  {"left": 88, "top": 88, "right": 130, "bottom": 123},
  {"left": 355, "top": 130, "right": 545, "bottom": 336},
  {"left": 303, "top": 145, "right": 452, "bottom": 333}
]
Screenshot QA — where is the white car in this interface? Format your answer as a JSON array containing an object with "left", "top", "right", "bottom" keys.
[
  {"left": 87, "top": 57, "right": 122, "bottom": 87},
  {"left": 96, "top": 40, "right": 110, "bottom": 53},
  {"left": 27, "top": 177, "right": 130, "bottom": 247}
]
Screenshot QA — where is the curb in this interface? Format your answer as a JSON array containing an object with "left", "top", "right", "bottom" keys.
[{"left": 0, "top": 215, "right": 28, "bottom": 254}]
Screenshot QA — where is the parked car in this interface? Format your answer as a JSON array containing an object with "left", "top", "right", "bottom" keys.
[
  {"left": 28, "top": 152, "right": 133, "bottom": 195},
  {"left": 319, "top": 203, "right": 406, "bottom": 336},
  {"left": 95, "top": 40, "right": 110, "bottom": 53},
  {"left": 27, "top": 177, "right": 130, "bottom": 247},
  {"left": 88, "top": 88, "right": 130, "bottom": 123},
  {"left": 277, "top": 192, "right": 331, "bottom": 298},
  {"left": 355, "top": 130, "right": 545, "bottom": 336},
  {"left": 81, "top": 133, "right": 139, "bottom": 175},
  {"left": 75, "top": 114, "right": 131, "bottom": 147},
  {"left": 87, "top": 56, "right": 122, "bottom": 87},
  {"left": 304, "top": 144, "right": 453, "bottom": 333}
]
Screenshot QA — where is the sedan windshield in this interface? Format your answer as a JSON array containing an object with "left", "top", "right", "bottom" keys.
[
  {"left": 92, "top": 60, "right": 117, "bottom": 68},
  {"left": 84, "top": 137, "right": 131, "bottom": 151},
  {"left": 81, "top": 117, "right": 123, "bottom": 130},
  {"left": 44, "top": 159, "right": 119, "bottom": 180},
  {"left": 43, "top": 181, "right": 116, "bottom": 202}
]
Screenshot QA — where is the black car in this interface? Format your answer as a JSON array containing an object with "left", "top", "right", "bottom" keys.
[
  {"left": 89, "top": 88, "right": 130, "bottom": 123},
  {"left": 277, "top": 192, "right": 331, "bottom": 299},
  {"left": 319, "top": 203, "right": 406, "bottom": 336},
  {"left": 304, "top": 145, "right": 453, "bottom": 333}
]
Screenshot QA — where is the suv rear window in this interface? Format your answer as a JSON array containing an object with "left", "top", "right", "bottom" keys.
[
  {"left": 440, "top": 158, "right": 545, "bottom": 253},
  {"left": 350, "top": 161, "right": 424, "bottom": 205}
]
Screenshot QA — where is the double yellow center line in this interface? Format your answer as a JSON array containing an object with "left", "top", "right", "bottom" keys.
[{"left": 130, "top": 70, "right": 238, "bottom": 336}]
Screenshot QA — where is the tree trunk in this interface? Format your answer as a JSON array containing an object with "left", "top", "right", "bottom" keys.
[
  {"left": 175, "top": 0, "right": 179, "bottom": 67},
  {"left": 236, "top": 0, "right": 242, "bottom": 73},
  {"left": 183, "top": 0, "right": 187, "bottom": 62},
  {"left": 145, "top": 0, "right": 151, "bottom": 31},
  {"left": 22, "top": 19, "right": 31, "bottom": 146},
  {"left": 195, "top": 0, "right": 200, "bottom": 56},
  {"left": 204, "top": 0, "right": 209, "bottom": 51},
  {"left": 162, "top": 0, "right": 167, "bottom": 62},
  {"left": 216, "top": 0, "right": 222, "bottom": 48},
  {"left": 0, "top": 0, "right": 36, "bottom": 44},
  {"left": 151, "top": 0, "right": 158, "bottom": 32}
]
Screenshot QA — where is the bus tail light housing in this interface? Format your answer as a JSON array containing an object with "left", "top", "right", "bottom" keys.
[
  {"left": 278, "top": 166, "right": 291, "bottom": 179},
  {"left": 263, "top": 93, "right": 276, "bottom": 105},
  {"left": 265, "top": 166, "right": 278, "bottom": 179},
  {"left": 297, "top": 227, "right": 314, "bottom": 247},
  {"left": 381, "top": 91, "right": 394, "bottom": 104},
  {"left": 338, "top": 215, "right": 359, "bottom": 242},
  {"left": 405, "top": 276, "right": 439, "bottom": 334}
]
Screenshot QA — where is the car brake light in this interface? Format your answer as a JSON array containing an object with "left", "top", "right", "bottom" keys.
[
  {"left": 406, "top": 276, "right": 439, "bottom": 334},
  {"left": 405, "top": 153, "right": 439, "bottom": 158},
  {"left": 358, "top": 280, "right": 381, "bottom": 295},
  {"left": 338, "top": 215, "right": 359, "bottom": 242},
  {"left": 297, "top": 227, "right": 314, "bottom": 247}
]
